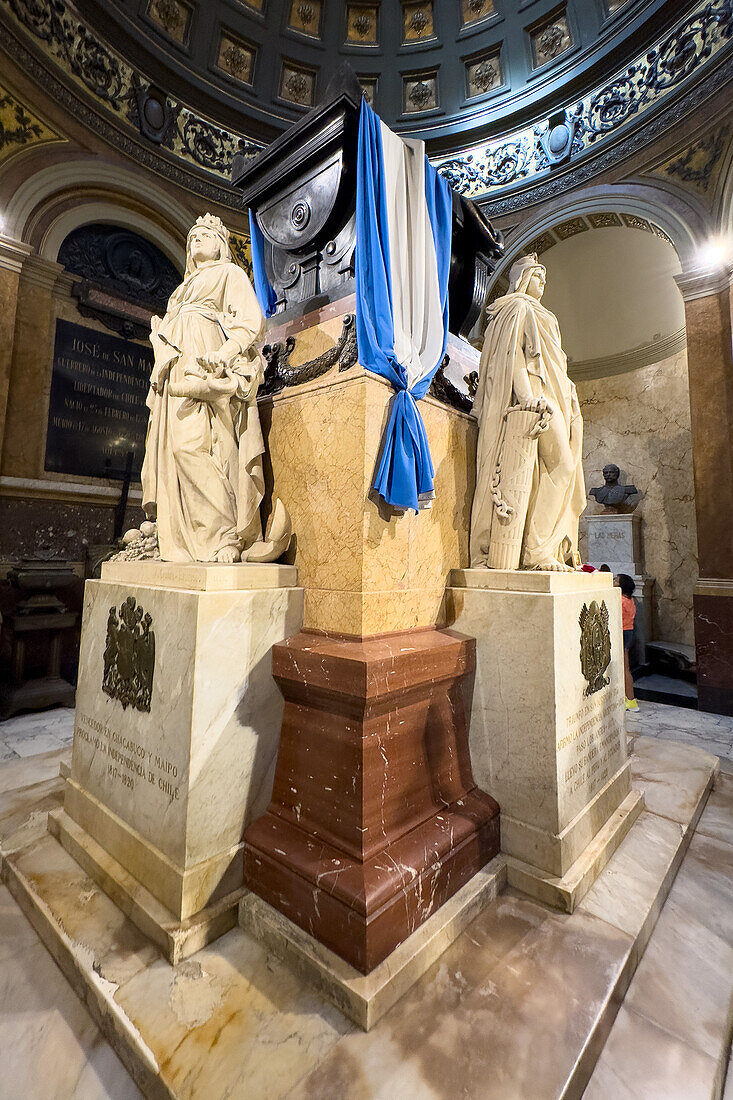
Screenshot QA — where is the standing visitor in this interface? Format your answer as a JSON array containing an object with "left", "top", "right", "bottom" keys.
[{"left": 617, "top": 573, "right": 638, "bottom": 711}]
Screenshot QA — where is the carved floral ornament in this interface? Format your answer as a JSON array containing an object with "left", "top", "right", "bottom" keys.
[
  {"left": 472, "top": 58, "right": 499, "bottom": 94},
  {"left": 1, "top": 0, "right": 731, "bottom": 202},
  {"left": 2, "top": 0, "right": 263, "bottom": 188},
  {"left": 535, "top": 22, "right": 569, "bottom": 65},
  {"left": 0, "top": 86, "right": 62, "bottom": 164},
  {"left": 435, "top": 0, "right": 733, "bottom": 198}
]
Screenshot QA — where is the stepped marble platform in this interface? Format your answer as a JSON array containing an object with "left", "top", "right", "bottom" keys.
[{"left": 0, "top": 733, "right": 725, "bottom": 1099}]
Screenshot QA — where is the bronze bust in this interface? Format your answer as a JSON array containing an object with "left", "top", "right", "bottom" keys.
[{"left": 589, "top": 464, "right": 639, "bottom": 511}]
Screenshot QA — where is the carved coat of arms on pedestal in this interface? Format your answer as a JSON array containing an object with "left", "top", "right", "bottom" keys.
[
  {"left": 102, "top": 596, "right": 155, "bottom": 712},
  {"left": 579, "top": 599, "right": 611, "bottom": 696}
]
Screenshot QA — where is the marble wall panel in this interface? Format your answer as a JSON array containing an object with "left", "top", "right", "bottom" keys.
[
  {"left": 577, "top": 349, "right": 698, "bottom": 645},
  {"left": 259, "top": 310, "right": 478, "bottom": 635},
  {"left": 0, "top": 265, "right": 22, "bottom": 461},
  {"left": 1, "top": 277, "right": 55, "bottom": 478},
  {"left": 1, "top": 280, "right": 150, "bottom": 485}
]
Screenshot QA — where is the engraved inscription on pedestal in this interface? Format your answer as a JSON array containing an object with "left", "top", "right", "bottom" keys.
[
  {"left": 75, "top": 711, "right": 179, "bottom": 800},
  {"left": 579, "top": 600, "right": 611, "bottom": 696},
  {"left": 557, "top": 692, "right": 625, "bottom": 814},
  {"left": 102, "top": 597, "right": 155, "bottom": 713}
]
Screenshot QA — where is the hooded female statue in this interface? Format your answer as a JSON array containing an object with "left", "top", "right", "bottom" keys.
[
  {"left": 470, "top": 253, "right": 586, "bottom": 571},
  {"left": 141, "top": 214, "right": 267, "bottom": 563}
]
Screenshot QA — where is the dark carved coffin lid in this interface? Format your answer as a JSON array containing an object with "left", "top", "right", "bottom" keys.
[{"left": 233, "top": 62, "right": 363, "bottom": 204}]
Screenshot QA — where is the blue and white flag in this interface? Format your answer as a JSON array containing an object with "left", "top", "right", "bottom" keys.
[
  {"left": 248, "top": 100, "right": 452, "bottom": 512},
  {"left": 355, "top": 100, "right": 452, "bottom": 512},
  {"left": 248, "top": 208, "right": 277, "bottom": 318}
]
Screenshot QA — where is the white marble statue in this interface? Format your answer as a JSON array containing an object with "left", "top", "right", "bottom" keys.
[
  {"left": 141, "top": 214, "right": 289, "bottom": 564},
  {"left": 470, "top": 253, "right": 585, "bottom": 572}
]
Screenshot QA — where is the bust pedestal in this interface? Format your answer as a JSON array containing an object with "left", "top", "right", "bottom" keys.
[
  {"left": 585, "top": 511, "right": 654, "bottom": 665},
  {"left": 446, "top": 568, "right": 643, "bottom": 911}
]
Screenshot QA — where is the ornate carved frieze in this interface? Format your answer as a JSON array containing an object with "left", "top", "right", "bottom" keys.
[
  {"left": 0, "top": 0, "right": 263, "bottom": 192},
  {"left": 1, "top": 0, "right": 730, "bottom": 211},
  {"left": 434, "top": 0, "right": 733, "bottom": 200}
]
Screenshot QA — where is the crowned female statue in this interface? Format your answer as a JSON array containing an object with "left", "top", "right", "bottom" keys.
[
  {"left": 141, "top": 214, "right": 288, "bottom": 564},
  {"left": 470, "top": 254, "right": 586, "bottom": 572}
]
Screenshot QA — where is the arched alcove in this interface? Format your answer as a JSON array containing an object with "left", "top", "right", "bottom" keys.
[
  {"left": 4, "top": 161, "right": 192, "bottom": 270},
  {"left": 489, "top": 205, "right": 699, "bottom": 648}
]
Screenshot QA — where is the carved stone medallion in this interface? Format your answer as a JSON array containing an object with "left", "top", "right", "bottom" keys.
[
  {"left": 579, "top": 599, "right": 612, "bottom": 696},
  {"left": 102, "top": 597, "right": 155, "bottom": 713}
]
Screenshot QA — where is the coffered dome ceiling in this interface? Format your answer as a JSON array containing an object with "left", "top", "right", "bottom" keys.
[
  {"left": 74, "top": 0, "right": 693, "bottom": 149},
  {"left": 5, "top": 0, "right": 729, "bottom": 211}
]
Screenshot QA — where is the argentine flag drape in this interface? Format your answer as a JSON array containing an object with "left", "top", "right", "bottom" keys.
[
  {"left": 355, "top": 101, "right": 452, "bottom": 512},
  {"left": 248, "top": 100, "right": 452, "bottom": 512},
  {"left": 248, "top": 208, "right": 277, "bottom": 318}
]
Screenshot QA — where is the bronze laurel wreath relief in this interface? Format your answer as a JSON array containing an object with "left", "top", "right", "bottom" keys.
[
  {"left": 102, "top": 597, "right": 155, "bottom": 713},
  {"left": 579, "top": 600, "right": 612, "bottom": 696}
]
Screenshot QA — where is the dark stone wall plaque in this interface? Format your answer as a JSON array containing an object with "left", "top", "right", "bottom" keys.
[{"left": 45, "top": 320, "right": 152, "bottom": 480}]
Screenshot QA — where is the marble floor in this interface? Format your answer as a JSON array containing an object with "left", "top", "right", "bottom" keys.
[
  {"left": 0, "top": 705, "right": 75, "bottom": 761},
  {"left": 0, "top": 701, "right": 731, "bottom": 1100}
]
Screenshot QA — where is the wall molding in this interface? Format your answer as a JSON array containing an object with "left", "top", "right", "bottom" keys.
[
  {"left": 675, "top": 264, "right": 733, "bottom": 301},
  {"left": 568, "top": 328, "right": 687, "bottom": 381},
  {"left": 0, "top": 475, "right": 142, "bottom": 506}
]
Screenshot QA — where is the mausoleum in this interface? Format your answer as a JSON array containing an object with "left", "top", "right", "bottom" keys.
[{"left": 0, "top": 1, "right": 732, "bottom": 1097}]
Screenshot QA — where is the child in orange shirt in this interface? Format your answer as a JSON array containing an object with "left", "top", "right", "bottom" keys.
[{"left": 617, "top": 574, "right": 638, "bottom": 711}]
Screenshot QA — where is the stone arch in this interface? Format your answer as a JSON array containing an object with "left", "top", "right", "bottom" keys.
[
  {"left": 489, "top": 182, "right": 703, "bottom": 293},
  {"left": 4, "top": 159, "right": 191, "bottom": 269}
]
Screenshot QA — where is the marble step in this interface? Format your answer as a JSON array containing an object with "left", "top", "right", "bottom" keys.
[
  {"left": 584, "top": 771, "right": 733, "bottom": 1100},
  {"left": 0, "top": 736, "right": 719, "bottom": 1100}
]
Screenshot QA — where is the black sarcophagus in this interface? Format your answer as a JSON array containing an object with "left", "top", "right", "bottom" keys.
[{"left": 233, "top": 65, "right": 503, "bottom": 337}]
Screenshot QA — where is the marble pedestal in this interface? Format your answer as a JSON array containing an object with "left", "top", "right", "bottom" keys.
[
  {"left": 243, "top": 627, "right": 500, "bottom": 973},
  {"left": 447, "top": 569, "right": 644, "bottom": 911},
  {"left": 258, "top": 296, "right": 480, "bottom": 636},
  {"left": 585, "top": 511, "right": 654, "bottom": 665},
  {"left": 53, "top": 560, "right": 304, "bottom": 962}
]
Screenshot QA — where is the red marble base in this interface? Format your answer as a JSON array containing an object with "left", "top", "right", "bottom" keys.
[
  {"left": 695, "top": 589, "right": 733, "bottom": 716},
  {"left": 244, "top": 627, "right": 500, "bottom": 974}
]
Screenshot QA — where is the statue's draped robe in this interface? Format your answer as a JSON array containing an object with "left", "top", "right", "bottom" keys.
[
  {"left": 141, "top": 259, "right": 266, "bottom": 562},
  {"left": 470, "top": 291, "right": 585, "bottom": 568}
]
